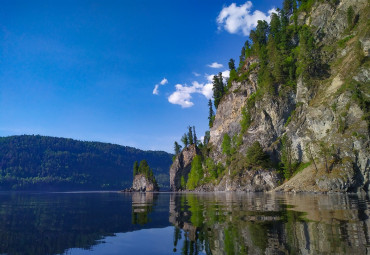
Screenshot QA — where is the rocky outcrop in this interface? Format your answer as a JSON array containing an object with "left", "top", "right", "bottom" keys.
[
  {"left": 132, "top": 174, "right": 158, "bottom": 192},
  {"left": 206, "top": 0, "right": 369, "bottom": 193},
  {"left": 215, "top": 169, "right": 281, "bottom": 192},
  {"left": 170, "top": 144, "right": 200, "bottom": 191}
]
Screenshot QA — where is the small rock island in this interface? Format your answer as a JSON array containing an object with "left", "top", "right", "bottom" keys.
[{"left": 123, "top": 160, "right": 159, "bottom": 192}]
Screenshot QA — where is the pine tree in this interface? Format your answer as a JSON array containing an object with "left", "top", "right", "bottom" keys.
[
  {"left": 187, "top": 126, "right": 193, "bottom": 145},
  {"left": 228, "top": 58, "right": 235, "bottom": 70},
  {"left": 212, "top": 72, "right": 225, "bottom": 109},
  {"left": 133, "top": 161, "right": 139, "bottom": 177},
  {"left": 208, "top": 99, "right": 215, "bottom": 128},
  {"left": 192, "top": 126, "right": 197, "bottom": 145},
  {"left": 238, "top": 46, "right": 246, "bottom": 70},
  {"left": 281, "top": 135, "right": 294, "bottom": 179},
  {"left": 203, "top": 131, "right": 210, "bottom": 146},
  {"left": 181, "top": 134, "right": 188, "bottom": 148},
  {"left": 174, "top": 141, "right": 182, "bottom": 155}
]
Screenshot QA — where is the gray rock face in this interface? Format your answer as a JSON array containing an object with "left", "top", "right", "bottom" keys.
[
  {"left": 214, "top": 169, "right": 281, "bottom": 192},
  {"left": 206, "top": 0, "right": 369, "bottom": 193},
  {"left": 132, "top": 174, "right": 158, "bottom": 192},
  {"left": 170, "top": 144, "right": 200, "bottom": 191},
  {"left": 302, "top": 0, "right": 367, "bottom": 44}
]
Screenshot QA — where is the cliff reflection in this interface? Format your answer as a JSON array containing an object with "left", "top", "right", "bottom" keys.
[
  {"left": 131, "top": 192, "right": 158, "bottom": 225},
  {"left": 169, "top": 193, "right": 370, "bottom": 255}
]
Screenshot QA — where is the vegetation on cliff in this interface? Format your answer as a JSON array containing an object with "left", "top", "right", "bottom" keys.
[
  {"left": 132, "top": 160, "right": 158, "bottom": 188},
  {"left": 172, "top": 0, "right": 369, "bottom": 192}
]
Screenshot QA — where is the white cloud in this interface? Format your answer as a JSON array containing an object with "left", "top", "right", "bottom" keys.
[
  {"left": 152, "top": 77, "right": 168, "bottom": 95},
  {"left": 208, "top": 62, "right": 223, "bottom": 68},
  {"left": 217, "top": 1, "right": 276, "bottom": 36},
  {"left": 152, "top": 84, "right": 159, "bottom": 95},
  {"left": 168, "top": 81, "right": 214, "bottom": 108},
  {"left": 206, "top": 70, "right": 230, "bottom": 83},
  {"left": 160, "top": 78, "right": 168, "bottom": 85},
  {"left": 168, "top": 70, "right": 230, "bottom": 108},
  {"left": 193, "top": 72, "right": 201, "bottom": 77}
]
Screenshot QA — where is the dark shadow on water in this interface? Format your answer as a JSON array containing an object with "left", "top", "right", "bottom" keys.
[{"left": 0, "top": 192, "right": 368, "bottom": 255}]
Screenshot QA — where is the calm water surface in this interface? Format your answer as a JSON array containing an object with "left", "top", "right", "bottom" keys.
[{"left": 0, "top": 192, "right": 368, "bottom": 255}]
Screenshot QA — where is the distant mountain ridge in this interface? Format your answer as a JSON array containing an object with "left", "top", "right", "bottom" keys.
[{"left": 0, "top": 135, "right": 173, "bottom": 190}]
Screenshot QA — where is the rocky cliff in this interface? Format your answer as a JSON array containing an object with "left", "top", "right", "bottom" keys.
[
  {"left": 173, "top": 0, "right": 369, "bottom": 193},
  {"left": 132, "top": 174, "right": 159, "bottom": 192},
  {"left": 170, "top": 144, "right": 200, "bottom": 191}
]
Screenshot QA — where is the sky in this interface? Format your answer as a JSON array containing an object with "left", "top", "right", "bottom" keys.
[{"left": 0, "top": 0, "right": 282, "bottom": 153}]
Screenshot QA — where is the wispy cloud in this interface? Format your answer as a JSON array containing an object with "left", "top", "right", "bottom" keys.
[
  {"left": 160, "top": 78, "right": 168, "bottom": 85},
  {"left": 168, "top": 70, "right": 230, "bottom": 108},
  {"left": 192, "top": 72, "right": 201, "bottom": 77},
  {"left": 217, "top": 1, "right": 276, "bottom": 36},
  {"left": 153, "top": 84, "right": 160, "bottom": 95},
  {"left": 152, "top": 77, "right": 168, "bottom": 95},
  {"left": 208, "top": 62, "right": 223, "bottom": 68}
]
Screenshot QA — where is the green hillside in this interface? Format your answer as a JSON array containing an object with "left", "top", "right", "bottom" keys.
[{"left": 0, "top": 135, "right": 172, "bottom": 190}]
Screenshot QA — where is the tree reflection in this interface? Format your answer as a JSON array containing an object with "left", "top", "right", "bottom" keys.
[{"left": 169, "top": 193, "right": 369, "bottom": 255}]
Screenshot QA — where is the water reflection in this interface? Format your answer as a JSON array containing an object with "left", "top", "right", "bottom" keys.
[
  {"left": 0, "top": 192, "right": 368, "bottom": 255},
  {"left": 169, "top": 193, "right": 370, "bottom": 255}
]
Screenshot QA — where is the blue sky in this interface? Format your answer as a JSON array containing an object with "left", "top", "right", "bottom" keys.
[{"left": 0, "top": 0, "right": 281, "bottom": 153}]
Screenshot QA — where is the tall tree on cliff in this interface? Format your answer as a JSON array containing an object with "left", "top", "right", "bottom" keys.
[
  {"left": 192, "top": 126, "right": 197, "bottom": 145},
  {"left": 212, "top": 72, "right": 225, "bottom": 109},
  {"left": 181, "top": 134, "right": 188, "bottom": 148},
  {"left": 174, "top": 141, "right": 182, "bottom": 155},
  {"left": 133, "top": 161, "right": 139, "bottom": 177},
  {"left": 208, "top": 99, "right": 215, "bottom": 128},
  {"left": 188, "top": 126, "right": 194, "bottom": 145}
]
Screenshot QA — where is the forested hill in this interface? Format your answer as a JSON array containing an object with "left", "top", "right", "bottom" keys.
[{"left": 0, "top": 135, "right": 173, "bottom": 190}]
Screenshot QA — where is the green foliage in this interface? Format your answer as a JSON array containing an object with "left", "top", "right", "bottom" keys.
[
  {"left": 203, "top": 131, "right": 211, "bottom": 147},
  {"left": 133, "top": 161, "right": 139, "bottom": 177},
  {"left": 136, "top": 159, "right": 157, "bottom": 185},
  {"left": 240, "top": 107, "right": 252, "bottom": 133},
  {"left": 347, "top": 6, "right": 355, "bottom": 29},
  {"left": 221, "top": 134, "right": 232, "bottom": 157},
  {"left": 0, "top": 135, "right": 172, "bottom": 190},
  {"left": 180, "top": 176, "right": 186, "bottom": 190},
  {"left": 318, "top": 141, "right": 335, "bottom": 173},
  {"left": 337, "top": 35, "right": 354, "bottom": 48},
  {"left": 186, "top": 155, "right": 203, "bottom": 190},
  {"left": 204, "top": 157, "right": 225, "bottom": 181},
  {"left": 188, "top": 126, "right": 194, "bottom": 145},
  {"left": 245, "top": 141, "right": 270, "bottom": 168},
  {"left": 295, "top": 162, "right": 311, "bottom": 173},
  {"left": 335, "top": 79, "right": 370, "bottom": 130},
  {"left": 298, "top": 0, "right": 315, "bottom": 12},
  {"left": 285, "top": 109, "right": 296, "bottom": 127},
  {"left": 228, "top": 69, "right": 238, "bottom": 86},
  {"left": 208, "top": 99, "right": 215, "bottom": 128},
  {"left": 174, "top": 141, "right": 182, "bottom": 155},
  {"left": 228, "top": 58, "right": 235, "bottom": 70},
  {"left": 296, "top": 25, "right": 317, "bottom": 79},
  {"left": 212, "top": 72, "right": 225, "bottom": 109},
  {"left": 280, "top": 135, "right": 295, "bottom": 179},
  {"left": 331, "top": 102, "right": 337, "bottom": 112},
  {"left": 181, "top": 133, "right": 189, "bottom": 148}
]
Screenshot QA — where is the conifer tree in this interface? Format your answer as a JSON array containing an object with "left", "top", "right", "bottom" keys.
[
  {"left": 133, "top": 161, "right": 139, "bottom": 177},
  {"left": 192, "top": 126, "right": 197, "bottom": 145},
  {"left": 203, "top": 131, "right": 210, "bottom": 146},
  {"left": 181, "top": 134, "right": 189, "bottom": 148},
  {"left": 174, "top": 141, "right": 182, "bottom": 155},
  {"left": 228, "top": 59, "right": 235, "bottom": 70},
  {"left": 208, "top": 99, "right": 215, "bottom": 128},
  {"left": 188, "top": 126, "right": 193, "bottom": 145},
  {"left": 212, "top": 72, "right": 225, "bottom": 109}
]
